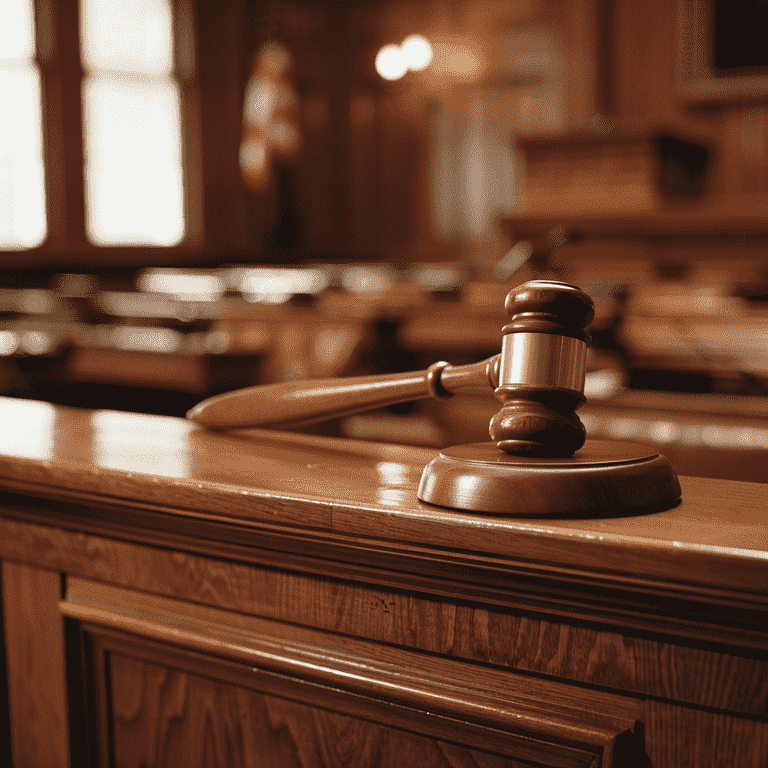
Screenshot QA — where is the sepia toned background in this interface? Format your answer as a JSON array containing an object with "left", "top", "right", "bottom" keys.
[{"left": 2, "top": 0, "right": 768, "bottom": 480}]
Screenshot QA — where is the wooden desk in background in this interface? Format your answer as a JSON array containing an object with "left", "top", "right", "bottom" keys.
[{"left": 0, "top": 396, "right": 765, "bottom": 767}]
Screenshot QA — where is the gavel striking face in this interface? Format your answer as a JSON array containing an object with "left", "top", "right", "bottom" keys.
[{"left": 188, "top": 280, "right": 595, "bottom": 459}]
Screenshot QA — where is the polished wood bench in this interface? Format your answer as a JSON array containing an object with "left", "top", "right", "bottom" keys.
[{"left": 0, "top": 396, "right": 766, "bottom": 767}]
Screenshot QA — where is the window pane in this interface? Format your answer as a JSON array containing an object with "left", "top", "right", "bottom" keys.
[
  {"left": 81, "top": 0, "right": 173, "bottom": 74},
  {"left": 1, "top": 0, "right": 46, "bottom": 250},
  {"left": 0, "top": 0, "right": 35, "bottom": 61},
  {"left": 83, "top": 76, "right": 184, "bottom": 245},
  {"left": 81, "top": 0, "right": 185, "bottom": 246}
]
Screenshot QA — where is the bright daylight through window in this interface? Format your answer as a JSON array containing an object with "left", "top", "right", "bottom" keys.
[
  {"left": 81, "top": 0, "right": 184, "bottom": 245},
  {"left": 0, "top": 0, "right": 46, "bottom": 249}
]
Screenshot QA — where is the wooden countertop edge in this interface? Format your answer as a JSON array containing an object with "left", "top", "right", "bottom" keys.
[
  {"left": 331, "top": 496, "right": 768, "bottom": 599},
  {"left": 1, "top": 488, "right": 765, "bottom": 653},
  {"left": 1, "top": 457, "right": 766, "bottom": 603},
  {"left": 0, "top": 453, "right": 334, "bottom": 531}
]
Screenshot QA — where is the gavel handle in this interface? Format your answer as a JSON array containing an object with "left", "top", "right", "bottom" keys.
[{"left": 187, "top": 355, "right": 500, "bottom": 429}]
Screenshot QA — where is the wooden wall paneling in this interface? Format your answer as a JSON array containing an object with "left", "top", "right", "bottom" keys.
[
  {"left": 605, "top": 0, "right": 692, "bottom": 128},
  {"left": 714, "top": 109, "right": 750, "bottom": 195},
  {"left": 0, "top": 513, "right": 764, "bottom": 720},
  {"left": 83, "top": 623, "right": 643, "bottom": 768},
  {"left": 349, "top": 84, "right": 380, "bottom": 253},
  {"left": 406, "top": 96, "right": 433, "bottom": 257},
  {"left": 613, "top": 0, "right": 660, "bottom": 123},
  {"left": 378, "top": 93, "right": 403, "bottom": 252},
  {"left": 676, "top": 0, "right": 768, "bottom": 108},
  {"left": 741, "top": 106, "right": 768, "bottom": 195},
  {"left": 644, "top": 700, "right": 768, "bottom": 768},
  {"left": 326, "top": 4, "right": 355, "bottom": 255},
  {"left": 299, "top": 82, "right": 333, "bottom": 253},
  {"left": 561, "top": 0, "right": 610, "bottom": 125},
  {"left": 294, "top": 25, "right": 333, "bottom": 254},
  {"left": 2, "top": 561, "right": 69, "bottom": 768},
  {"left": 194, "top": 0, "right": 253, "bottom": 254}
]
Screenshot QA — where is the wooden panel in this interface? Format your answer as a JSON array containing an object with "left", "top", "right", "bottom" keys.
[
  {"left": 0, "top": 514, "right": 761, "bottom": 717},
  {"left": 63, "top": 577, "right": 642, "bottom": 755},
  {"left": 2, "top": 561, "right": 69, "bottom": 768},
  {"left": 87, "top": 626, "right": 636, "bottom": 768},
  {"left": 9, "top": 483, "right": 765, "bottom": 653},
  {"left": 107, "top": 653, "right": 549, "bottom": 768},
  {"left": 0, "top": 567, "right": 12, "bottom": 768},
  {"left": 644, "top": 700, "right": 768, "bottom": 768},
  {"left": 0, "top": 515, "right": 762, "bottom": 717},
  {"left": 47, "top": 541, "right": 767, "bottom": 717},
  {"left": 561, "top": 0, "right": 607, "bottom": 124}
]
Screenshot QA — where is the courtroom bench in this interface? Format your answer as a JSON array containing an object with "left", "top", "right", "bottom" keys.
[{"left": 0, "top": 396, "right": 766, "bottom": 767}]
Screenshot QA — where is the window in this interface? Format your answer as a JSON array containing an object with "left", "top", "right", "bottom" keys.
[
  {"left": 81, "top": 0, "right": 184, "bottom": 245},
  {"left": 0, "top": 0, "right": 192, "bottom": 252},
  {"left": 0, "top": 0, "right": 47, "bottom": 249}
]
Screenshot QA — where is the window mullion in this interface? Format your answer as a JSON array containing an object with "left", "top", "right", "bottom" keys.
[
  {"left": 34, "top": 0, "right": 88, "bottom": 253},
  {"left": 173, "top": 0, "right": 203, "bottom": 247}
]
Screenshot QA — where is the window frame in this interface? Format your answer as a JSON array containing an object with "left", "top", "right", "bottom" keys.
[{"left": 2, "top": 0, "right": 256, "bottom": 268}]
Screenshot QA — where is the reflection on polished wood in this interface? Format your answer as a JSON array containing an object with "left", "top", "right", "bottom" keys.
[
  {"left": 0, "top": 396, "right": 767, "bottom": 766},
  {"left": 0, "top": 397, "right": 763, "bottom": 592}
]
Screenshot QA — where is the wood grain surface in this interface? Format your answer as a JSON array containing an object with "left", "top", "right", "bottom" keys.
[
  {"left": 0, "top": 513, "right": 761, "bottom": 717},
  {"left": 107, "top": 653, "right": 549, "bottom": 768},
  {"left": 0, "top": 397, "right": 766, "bottom": 600},
  {"left": 644, "top": 701, "right": 768, "bottom": 768},
  {"left": 62, "top": 577, "right": 642, "bottom": 751},
  {"left": 90, "top": 627, "right": 768, "bottom": 768},
  {"left": 93, "top": 629, "right": 629, "bottom": 768},
  {"left": 63, "top": 571, "right": 768, "bottom": 717},
  {"left": 0, "top": 397, "right": 766, "bottom": 766},
  {"left": 1, "top": 562, "right": 69, "bottom": 768}
]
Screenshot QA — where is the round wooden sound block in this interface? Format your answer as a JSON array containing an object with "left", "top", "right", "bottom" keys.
[{"left": 418, "top": 439, "right": 681, "bottom": 516}]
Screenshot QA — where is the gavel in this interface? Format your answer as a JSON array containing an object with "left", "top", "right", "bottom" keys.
[
  {"left": 189, "top": 280, "right": 593, "bottom": 457},
  {"left": 189, "top": 280, "right": 680, "bottom": 515}
]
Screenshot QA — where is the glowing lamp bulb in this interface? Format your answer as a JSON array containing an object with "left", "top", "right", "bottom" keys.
[
  {"left": 375, "top": 44, "right": 407, "bottom": 81},
  {"left": 401, "top": 35, "right": 432, "bottom": 71}
]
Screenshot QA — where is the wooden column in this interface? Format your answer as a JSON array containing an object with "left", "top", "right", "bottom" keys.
[{"left": 2, "top": 562, "right": 69, "bottom": 768}]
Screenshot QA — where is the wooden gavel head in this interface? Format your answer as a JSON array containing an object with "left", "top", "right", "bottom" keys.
[{"left": 489, "top": 280, "right": 594, "bottom": 457}]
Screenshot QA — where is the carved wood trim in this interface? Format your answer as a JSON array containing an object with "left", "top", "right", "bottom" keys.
[
  {"left": 1, "top": 513, "right": 766, "bottom": 715},
  {"left": 65, "top": 578, "right": 643, "bottom": 767},
  {"left": 96, "top": 631, "right": 611, "bottom": 768},
  {"left": 2, "top": 493, "right": 766, "bottom": 653}
]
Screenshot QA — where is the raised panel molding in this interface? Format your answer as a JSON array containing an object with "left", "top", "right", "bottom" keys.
[{"left": 63, "top": 578, "right": 644, "bottom": 768}]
